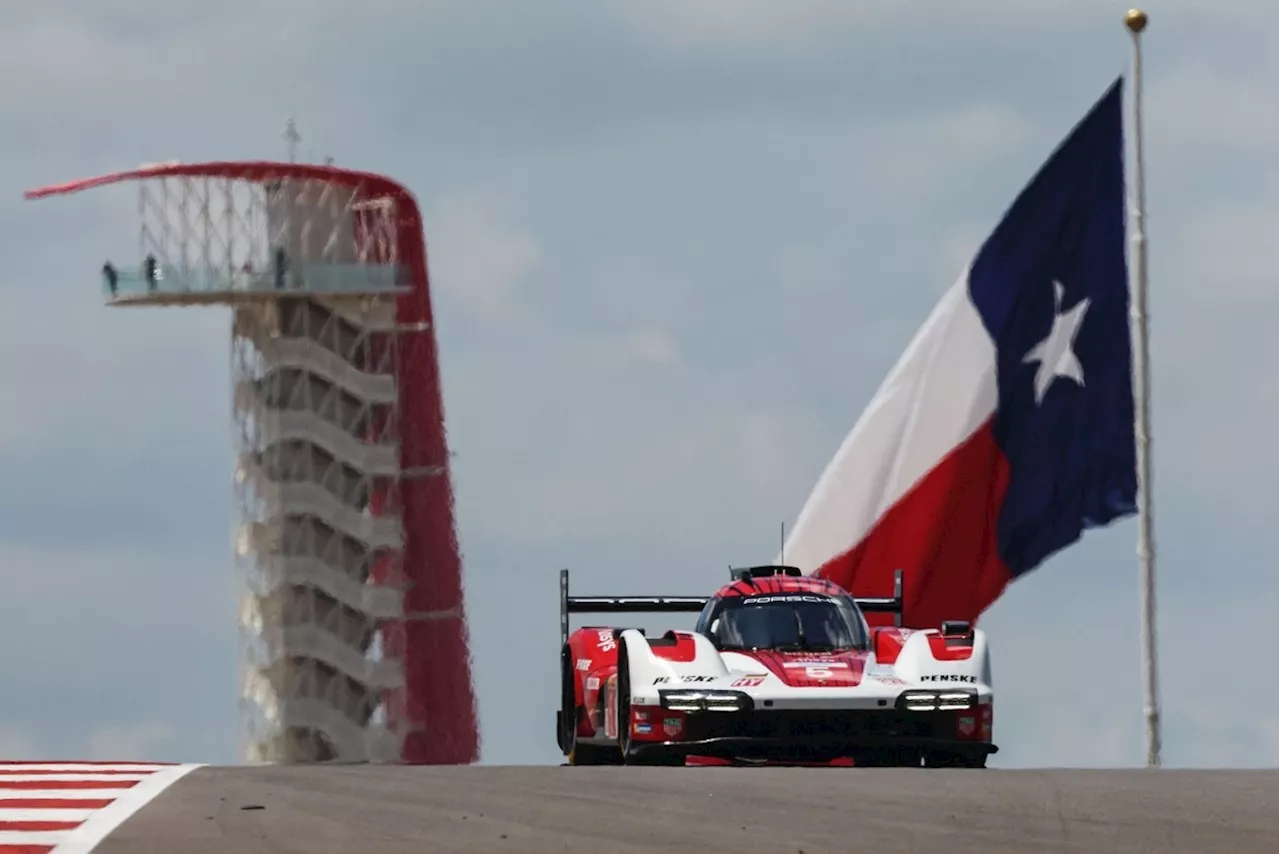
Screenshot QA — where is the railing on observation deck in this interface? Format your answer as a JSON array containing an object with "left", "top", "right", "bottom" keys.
[{"left": 101, "top": 261, "right": 410, "bottom": 302}]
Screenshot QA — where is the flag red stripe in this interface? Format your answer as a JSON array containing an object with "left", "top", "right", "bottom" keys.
[{"left": 815, "top": 419, "right": 1013, "bottom": 629}]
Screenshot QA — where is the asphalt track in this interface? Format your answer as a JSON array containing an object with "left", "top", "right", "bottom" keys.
[{"left": 91, "top": 765, "right": 1276, "bottom": 853}]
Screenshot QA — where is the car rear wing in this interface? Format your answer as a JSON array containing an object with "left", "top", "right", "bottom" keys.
[
  {"left": 558, "top": 565, "right": 905, "bottom": 648},
  {"left": 559, "top": 568, "right": 708, "bottom": 649}
]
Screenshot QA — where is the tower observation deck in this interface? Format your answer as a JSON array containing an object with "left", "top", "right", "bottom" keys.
[{"left": 25, "top": 160, "right": 480, "bottom": 764}]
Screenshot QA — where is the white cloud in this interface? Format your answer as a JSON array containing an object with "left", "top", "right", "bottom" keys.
[
  {"left": 623, "top": 327, "right": 682, "bottom": 366},
  {"left": 426, "top": 193, "right": 543, "bottom": 322},
  {"left": 86, "top": 723, "right": 176, "bottom": 762},
  {"left": 734, "top": 412, "right": 829, "bottom": 503},
  {"left": 1165, "top": 201, "right": 1278, "bottom": 295},
  {"left": 0, "top": 541, "right": 236, "bottom": 763},
  {"left": 614, "top": 0, "right": 853, "bottom": 52},
  {"left": 1147, "top": 59, "right": 1278, "bottom": 165},
  {"left": 936, "top": 223, "right": 989, "bottom": 287},
  {"left": 846, "top": 103, "right": 1036, "bottom": 204},
  {"left": 614, "top": 0, "right": 1084, "bottom": 55},
  {"left": 481, "top": 405, "right": 831, "bottom": 553},
  {"left": 0, "top": 726, "right": 42, "bottom": 758},
  {"left": 1141, "top": 194, "right": 1277, "bottom": 533}
]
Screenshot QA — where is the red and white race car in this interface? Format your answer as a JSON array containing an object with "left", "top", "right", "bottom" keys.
[{"left": 556, "top": 565, "right": 996, "bottom": 768}]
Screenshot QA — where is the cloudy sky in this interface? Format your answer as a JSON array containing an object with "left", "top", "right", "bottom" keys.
[{"left": 0, "top": 0, "right": 1275, "bottom": 769}]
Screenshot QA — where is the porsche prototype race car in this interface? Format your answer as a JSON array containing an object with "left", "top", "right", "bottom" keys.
[{"left": 556, "top": 565, "right": 995, "bottom": 768}]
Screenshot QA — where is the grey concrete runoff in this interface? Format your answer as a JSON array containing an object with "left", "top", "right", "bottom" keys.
[{"left": 94, "top": 764, "right": 1277, "bottom": 854}]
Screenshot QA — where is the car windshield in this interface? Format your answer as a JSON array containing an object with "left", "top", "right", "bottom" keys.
[{"left": 700, "top": 593, "right": 868, "bottom": 652}]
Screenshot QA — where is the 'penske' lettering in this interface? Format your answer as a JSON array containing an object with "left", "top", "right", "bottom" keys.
[
  {"left": 654, "top": 675, "right": 717, "bottom": 684},
  {"left": 920, "top": 674, "right": 977, "bottom": 683}
]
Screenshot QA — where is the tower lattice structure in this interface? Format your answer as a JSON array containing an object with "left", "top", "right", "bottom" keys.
[{"left": 26, "top": 160, "right": 481, "bottom": 764}]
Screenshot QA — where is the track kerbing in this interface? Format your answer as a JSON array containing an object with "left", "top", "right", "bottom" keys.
[{"left": 0, "top": 762, "right": 203, "bottom": 854}]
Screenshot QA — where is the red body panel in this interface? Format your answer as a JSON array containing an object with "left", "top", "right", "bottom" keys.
[
  {"left": 567, "top": 627, "right": 623, "bottom": 736},
  {"left": 873, "top": 627, "right": 912, "bottom": 665},
  {"left": 926, "top": 633, "right": 976, "bottom": 662},
  {"left": 874, "top": 627, "right": 975, "bottom": 665},
  {"left": 716, "top": 574, "right": 850, "bottom": 600},
  {"left": 567, "top": 628, "right": 707, "bottom": 738},
  {"left": 647, "top": 632, "right": 699, "bottom": 663}
]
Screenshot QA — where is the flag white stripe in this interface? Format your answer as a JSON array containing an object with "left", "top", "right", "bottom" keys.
[{"left": 781, "top": 274, "right": 998, "bottom": 570}]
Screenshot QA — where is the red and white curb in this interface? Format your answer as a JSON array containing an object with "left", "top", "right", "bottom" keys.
[{"left": 0, "top": 762, "right": 203, "bottom": 854}]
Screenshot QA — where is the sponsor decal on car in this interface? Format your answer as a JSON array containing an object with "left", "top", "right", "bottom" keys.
[
  {"left": 873, "top": 676, "right": 908, "bottom": 686},
  {"left": 958, "top": 716, "right": 976, "bottom": 736},
  {"left": 920, "top": 674, "right": 977, "bottom": 683},
  {"left": 585, "top": 676, "right": 600, "bottom": 691},
  {"left": 653, "top": 674, "right": 717, "bottom": 684},
  {"left": 743, "top": 594, "right": 835, "bottom": 606},
  {"left": 596, "top": 629, "right": 617, "bottom": 652},
  {"left": 663, "top": 717, "right": 683, "bottom": 737},
  {"left": 633, "top": 722, "right": 652, "bottom": 734},
  {"left": 577, "top": 658, "right": 591, "bottom": 671},
  {"left": 731, "top": 674, "right": 767, "bottom": 687}
]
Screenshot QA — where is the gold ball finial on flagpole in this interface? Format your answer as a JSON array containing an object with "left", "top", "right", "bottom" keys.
[{"left": 1124, "top": 8, "right": 1149, "bottom": 33}]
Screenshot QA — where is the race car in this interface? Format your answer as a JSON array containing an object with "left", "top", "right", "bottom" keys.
[{"left": 555, "top": 564, "right": 995, "bottom": 768}]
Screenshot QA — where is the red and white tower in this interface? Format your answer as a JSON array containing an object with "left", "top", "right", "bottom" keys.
[{"left": 26, "top": 158, "right": 481, "bottom": 765}]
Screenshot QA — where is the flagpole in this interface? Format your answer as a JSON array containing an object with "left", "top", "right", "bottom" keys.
[{"left": 1124, "top": 7, "right": 1161, "bottom": 769}]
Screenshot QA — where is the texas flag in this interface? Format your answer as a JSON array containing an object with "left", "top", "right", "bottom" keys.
[{"left": 780, "top": 78, "right": 1137, "bottom": 629}]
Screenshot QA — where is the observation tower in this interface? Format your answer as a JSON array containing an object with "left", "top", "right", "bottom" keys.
[{"left": 25, "top": 153, "right": 480, "bottom": 765}]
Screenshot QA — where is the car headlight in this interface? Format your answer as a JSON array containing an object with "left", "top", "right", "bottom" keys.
[
  {"left": 896, "top": 689, "right": 976, "bottom": 711},
  {"left": 659, "top": 690, "right": 753, "bottom": 713}
]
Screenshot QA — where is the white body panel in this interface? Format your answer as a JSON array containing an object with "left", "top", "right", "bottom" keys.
[{"left": 618, "top": 628, "right": 993, "bottom": 710}]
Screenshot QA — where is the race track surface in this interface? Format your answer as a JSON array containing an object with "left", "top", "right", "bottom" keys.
[{"left": 95, "top": 765, "right": 1276, "bottom": 854}]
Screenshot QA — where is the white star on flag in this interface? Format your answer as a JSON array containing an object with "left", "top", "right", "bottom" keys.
[{"left": 1022, "top": 280, "right": 1091, "bottom": 404}]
